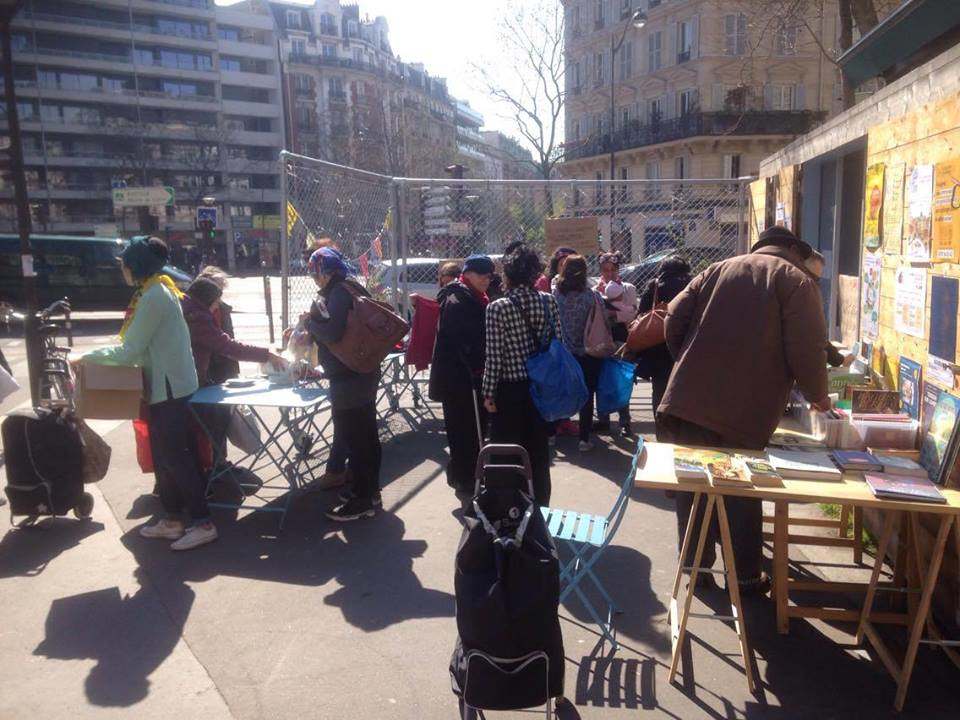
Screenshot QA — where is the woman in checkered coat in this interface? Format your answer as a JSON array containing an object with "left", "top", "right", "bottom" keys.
[{"left": 482, "top": 244, "right": 563, "bottom": 504}]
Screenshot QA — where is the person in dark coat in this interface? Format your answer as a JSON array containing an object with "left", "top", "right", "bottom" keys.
[
  {"left": 194, "top": 266, "right": 241, "bottom": 385},
  {"left": 305, "top": 247, "right": 382, "bottom": 522},
  {"left": 429, "top": 254, "right": 494, "bottom": 504},
  {"left": 635, "top": 256, "right": 693, "bottom": 424}
]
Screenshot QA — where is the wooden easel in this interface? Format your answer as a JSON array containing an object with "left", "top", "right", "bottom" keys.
[
  {"left": 668, "top": 491, "right": 756, "bottom": 693},
  {"left": 857, "top": 510, "right": 960, "bottom": 711}
]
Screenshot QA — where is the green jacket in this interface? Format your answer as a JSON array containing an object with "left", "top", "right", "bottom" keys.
[{"left": 82, "top": 282, "right": 199, "bottom": 404}]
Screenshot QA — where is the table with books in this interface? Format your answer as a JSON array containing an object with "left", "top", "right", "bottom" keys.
[{"left": 634, "top": 441, "right": 960, "bottom": 711}]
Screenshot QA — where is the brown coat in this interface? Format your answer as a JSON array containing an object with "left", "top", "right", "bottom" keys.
[{"left": 659, "top": 245, "right": 828, "bottom": 449}]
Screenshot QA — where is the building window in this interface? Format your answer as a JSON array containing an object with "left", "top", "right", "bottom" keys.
[
  {"left": 620, "top": 0, "right": 633, "bottom": 19},
  {"left": 218, "top": 26, "right": 240, "bottom": 41},
  {"left": 291, "top": 38, "right": 306, "bottom": 56},
  {"left": 723, "top": 154, "right": 742, "bottom": 179},
  {"left": 678, "top": 88, "right": 697, "bottom": 116},
  {"left": 647, "top": 31, "right": 662, "bottom": 72},
  {"left": 294, "top": 74, "right": 311, "bottom": 94},
  {"left": 725, "top": 13, "right": 746, "bottom": 56},
  {"left": 572, "top": 119, "right": 581, "bottom": 141},
  {"left": 677, "top": 20, "right": 694, "bottom": 63},
  {"left": 572, "top": 61, "right": 581, "bottom": 92},
  {"left": 594, "top": 0, "right": 605, "bottom": 29},
  {"left": 571, "top": 5, "right": 581, "bottom": 35},
  {"left": 675, "top": 156, "right": 685, "bottom": 179},
  {"left": 769, "top": 84, "right": 796, "bottom": 110},
  {"left": 620, "top": 106, "right": 630, "bottom": 130},
  {"left": 353, "top": 48, "right": 363, "bottom": 63},
  {"left": 286, "top": 10, "right": 301, "bottom": 29},
  {"left": 645, "top": 161, "right": 660, "bottom": 180},
  {"left": 320, "top": 13, "right": 338, "bottom": 35},
  {"left": 619, "top": 40, "right": 633, "bottom": 81},
  {"left": 322, "top": 43, "right": 337, "bottom": 57},
  {"left": 776, "top": 24, "right": 799, "bottom": 56},
  {"left": 647, "top": 96, "right": 663, "bottom": 123},
  {"left": 221, "top": 56, "right": 241, "bottom": 72},
  {"left": 594, "top": 51, "right": 604, "bottom": 85},
  {"left": 328, "top": 77, "right": 344, "bottom": 98},
  {"left": 347, "top": 20, "right": 358, "bottom": 37}
]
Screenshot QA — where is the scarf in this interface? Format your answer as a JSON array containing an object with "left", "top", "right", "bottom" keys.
[
  {"left": 459, "top": 274, "right": 489, "bottom": 306},
  {"left": 119, "top": 273, "right": 183, "bottom": 340}
]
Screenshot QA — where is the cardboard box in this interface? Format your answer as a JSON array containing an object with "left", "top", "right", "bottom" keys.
[{"left": 75, "top": 364, "right": 143, "bottom": 419}]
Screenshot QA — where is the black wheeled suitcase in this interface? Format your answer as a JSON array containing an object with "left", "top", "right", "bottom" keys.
[{"left": 2, "top": 407, "right": 93, "bottom": 522}]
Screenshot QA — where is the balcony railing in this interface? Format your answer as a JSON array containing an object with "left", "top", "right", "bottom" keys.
[{"left": 564, "top": 111, "right": 828, "bottom": 162}]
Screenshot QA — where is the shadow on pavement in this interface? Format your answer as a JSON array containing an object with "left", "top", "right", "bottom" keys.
[
  {"left": 33, "top": 567, "right": 191, "bottom": 708},
  {"left": 0, "top": 519, "right": 104, "bottom": 578}
]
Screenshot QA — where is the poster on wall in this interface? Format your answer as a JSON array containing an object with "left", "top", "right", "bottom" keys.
[
  {"left": 898, "top": 356, "right": 922, "bottom": 420},
  {"left": 893, "top": 267, "right": 927, "bottom": 337},
  {"left": 931, "top": 158, "right": 960, "bottom": 262},
  {"left": 838, "top": 275, "right": 860, "bottom": 348},
  {"left": 860, "top": 253, "right": 882, "bottom": 340},
  {"left": 929, "top": 274, "right": 959, "bottom": 362},
  {"left": 904, "top": 164, "right": 934, "bottom": 261},
  {"left": 882, "top": 162, "right": 905, "bottom": 254},
  {"left": 863, "top": 163, "right": 885, "bottom": 250}
]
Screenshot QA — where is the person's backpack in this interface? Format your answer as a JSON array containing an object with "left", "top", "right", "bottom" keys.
[
  {"left": 326, "top": 281, "right": 410, "bottom": 374},
  {"left": 625, "top": 280, "right": 667, "bottom": 352},
  {"left": 584, "top": 292, "right": 616, "bottom": 357},
  {"left": 510, "top": 294, "right": 588, "bottom": 422}
]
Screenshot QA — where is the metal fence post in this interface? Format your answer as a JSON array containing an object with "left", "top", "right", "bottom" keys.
[
  {"left": 390, "top": 178, "right": 402, "bottom": 309},
  {"left": 396, "top": 179, "right": 410, "bottom": 317},
  {"left": 279, "top": 150, "right": 290, "bottom": 332},
  {"left": 737, "top": 177, "right": 748, "bottom": 255}
]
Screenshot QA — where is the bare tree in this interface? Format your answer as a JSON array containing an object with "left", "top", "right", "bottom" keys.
[{"left": 472, "top": 0, "right": 565, "bottom": 182}]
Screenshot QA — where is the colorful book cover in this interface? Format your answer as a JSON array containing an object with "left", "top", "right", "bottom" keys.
[
  {"left": 921, "top": 382, "right": 943, "bottom": 438},
  {"left": 865, "top": 473, "right": 946, "bottom": 504},
  {"left": 832, "top": 450, "right": 883, "bottom": 471},
  {"left": 850, "top": 389, "right": 900, "bottom": 415},
  {"left": 898, "top": 357, "right": 922, "bottom": 420},
  {"left": 918, "top": 390, "right": 960, "bottom": 482}
]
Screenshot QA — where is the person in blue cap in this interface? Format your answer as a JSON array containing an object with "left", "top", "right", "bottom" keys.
[
  {"left": 304, "top": 247, "right": 383, "bottom": 521},
  {"left": 429, "top": 254, "right": 495, "bottom": 507}
]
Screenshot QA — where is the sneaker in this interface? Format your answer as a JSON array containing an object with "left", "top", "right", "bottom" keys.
[
  {"left": 338, "top": 487, "right": 383, "bottom": 507},
  {"left": 620, "top": 424, "right": 637, "bottom": 440},
  {"left": 139, "top": 519, "right": 185, "bottom": 540},
  {"left": 325, "top": 497, "right": 377, "bottom": 522},
  {"left": 578, "top": 440, "right": 595, "bottom": 452},
  {"left": 170, "top": 522, "right": 218, "bottom": 551},
  {"left": 303, "top": 469, "right": 349, "bottom": 493}
]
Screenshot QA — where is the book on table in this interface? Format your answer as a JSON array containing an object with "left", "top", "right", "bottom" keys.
[
  {"left": 767, "top": 449, "right": 843, "bottom": 481},
  {"left": 706, "top": 455, "right": 752, "bottom": 488},
  {"left": 874, "top": 453, "right": 928, "bottom": 478},
  {"left": 831, "top": 450, "right": 884, "bottom": 472},
  {"left": 672, "top": 447, "right": 725, "bottom": 483},
  {"left": 918, "top": 390, "right": 960, "bottom": 483},
  {"left": 864, "top": 472, "right": 947, "bottom": 504},
  {"left": 738, "top": 456, "right": 783, "bottom": 486}
]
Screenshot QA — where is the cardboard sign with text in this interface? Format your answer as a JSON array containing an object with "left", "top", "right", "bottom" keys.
[{"left": 544, "top": 216, "right": 599, "bottom": 257}]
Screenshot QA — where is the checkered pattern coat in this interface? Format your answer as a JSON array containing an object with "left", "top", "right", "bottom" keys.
[{"left": 482, "top": 286, "right": 564, "bottom": 399}]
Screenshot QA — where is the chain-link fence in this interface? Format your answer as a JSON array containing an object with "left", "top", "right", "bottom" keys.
[{"left": 281, "top": 151, "right": 752, "bottom": 329}]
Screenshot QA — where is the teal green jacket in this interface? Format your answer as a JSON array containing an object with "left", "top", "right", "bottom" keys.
[{"left": 82, "top": 282, "right": 199, "bottom": 404}]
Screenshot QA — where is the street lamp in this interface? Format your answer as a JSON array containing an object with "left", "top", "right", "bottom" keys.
[{"left": 609, "top": 9, "right": 646, "bottom": 244}]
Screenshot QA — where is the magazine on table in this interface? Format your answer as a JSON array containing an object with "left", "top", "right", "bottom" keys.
[
  {"left": 864, "top": 473, "right": 947, "bottom": 504},
  {"left": 767, "top": 449, "right": 843, "bottom": 481}
]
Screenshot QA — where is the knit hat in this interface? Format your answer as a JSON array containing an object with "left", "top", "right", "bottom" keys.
[
  {"left": 187, "top": 276, "right": 223, "bottom": 308},
  {"left": 462, "top": 254, "right": 495, "bottom": 275}
]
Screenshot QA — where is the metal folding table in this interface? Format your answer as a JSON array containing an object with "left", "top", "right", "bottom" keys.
[{"left": 190, "top": 379, "right": 329, "bottom": 529}]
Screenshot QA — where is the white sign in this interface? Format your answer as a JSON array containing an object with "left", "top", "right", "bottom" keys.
[
  {"left": 112, "top": 186, "right": 175, "bottom": 207},
  {"left": 448, "top": 221, "right": 470, "bottom": 237},
  {"left": 893, "top": 267, "right": 927, "bottom": 337}
]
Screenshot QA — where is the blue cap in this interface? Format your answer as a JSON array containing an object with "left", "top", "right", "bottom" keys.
[{"left": 463, "top": 254, "right": 495, "bottom": 275}]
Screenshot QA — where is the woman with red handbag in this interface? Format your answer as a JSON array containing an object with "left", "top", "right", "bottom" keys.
[{"left": 634, "top": 256, "right": 691, "bottom": 429}]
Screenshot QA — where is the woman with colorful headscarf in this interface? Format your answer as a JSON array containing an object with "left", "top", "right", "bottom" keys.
[
  {"left": 304, "top": 247, "right": 382, "bottom": 522},
  {"left": 76, "top": 236, "right": 217, "bottom": 551}
]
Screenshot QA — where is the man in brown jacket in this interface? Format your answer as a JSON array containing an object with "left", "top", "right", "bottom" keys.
[{"left": 658, "top": 226, "right": 830, "bottom": 595}]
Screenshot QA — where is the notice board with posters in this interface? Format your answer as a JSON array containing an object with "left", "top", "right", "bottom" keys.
[{"left": 544, "top": 216, "right": 599, "bottom": 257}]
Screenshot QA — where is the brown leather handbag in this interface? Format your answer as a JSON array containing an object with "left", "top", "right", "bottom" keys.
[
  {"left": 625, "top": 282, "right": 667, "bottom": 352},
  {"left": 326, "top": 282, "right": 410, "bottom": 374}
]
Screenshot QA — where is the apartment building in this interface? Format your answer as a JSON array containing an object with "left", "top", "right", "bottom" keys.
[
  {"left": 272, "top": 0, "right": 458, "bottom": 178},
  {"left": 0, "top": 0, "right": 284, "bottom": 270},
  {"left": 560, "top": 0, "right": 840, "bottom": 258}
]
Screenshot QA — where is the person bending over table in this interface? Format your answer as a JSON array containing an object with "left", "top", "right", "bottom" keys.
[
  {"left": 305, "top": 247, "right": 382, "bottom": 522},
  {"left": 75, "top": 236, "right": 218, "bottom": 551},
  {"left": 658, "top": 226, "right": 830, "bottom": 595}
]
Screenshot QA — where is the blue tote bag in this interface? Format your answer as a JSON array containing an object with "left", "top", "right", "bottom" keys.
[
  {"left": 510, "top": 295, "right": 588, "bottom": 422},
  {"left": 596, "top": 357, "right": 636, "bottom": 415}
]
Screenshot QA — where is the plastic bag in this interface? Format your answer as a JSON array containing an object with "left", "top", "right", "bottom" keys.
[
  {"left": 77, "top": 418, "right": 111, "bottom": 484},
  {"left": 596, "top": 358, "right": 636, "bottom": 415},
  {"left": 133, "top": 417, "right": 213, "bottom": 473},
  {"left": 227, "top": 406, "right": 262, "bottom": 455},
  {"left": 526, "top": 338, "right": 589, "bottom": 422}
]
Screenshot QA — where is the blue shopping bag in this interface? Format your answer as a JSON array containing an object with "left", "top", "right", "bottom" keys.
[
  {"left": 596, "top": 357, "right": 636, "bottom": 415},
  {"left": 527, "top": 338, "right": 589, "bottom": 422}
]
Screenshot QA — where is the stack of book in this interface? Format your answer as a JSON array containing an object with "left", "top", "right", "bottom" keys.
[
  {"left": 831, "top": 450, "right": 883, "bottom": 472},
  {"left": 671, "top": 448, "right": 785, "bottom": 488},
  {"left": 767, "top": 449, "right": 843, "bottom": 481},
  {"left": 864, "top": 473, "right": 946, "bottom": 504}
]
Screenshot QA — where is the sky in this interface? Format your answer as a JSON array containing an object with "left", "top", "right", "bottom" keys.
[{"left": 217, "top": 0, "right": 521, "bottom": 140}]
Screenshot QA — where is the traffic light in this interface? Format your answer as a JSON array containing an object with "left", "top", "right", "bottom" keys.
[{"left": 198, "top": 218, "right": 215, "bottom": 248}]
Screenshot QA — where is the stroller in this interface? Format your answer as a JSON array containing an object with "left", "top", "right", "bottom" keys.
[{"left": 450, "top": 444, "right": 565, "bottom": 719}]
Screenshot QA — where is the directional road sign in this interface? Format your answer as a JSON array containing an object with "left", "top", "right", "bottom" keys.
[{"left": 112, "top": 186, "right": 175, "bottom": 207}]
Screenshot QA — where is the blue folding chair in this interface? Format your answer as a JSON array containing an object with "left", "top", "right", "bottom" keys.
[{"left": 541, "top": 439, "right": 644, "bottom": 651}]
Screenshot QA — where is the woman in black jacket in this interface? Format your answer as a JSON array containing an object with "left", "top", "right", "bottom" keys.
[
  {"left": 429, "top": 254, "right": 495, "bottom": 505},
  {"left": 635, "top": 256, "right": 692, "bottom": 428},
  {"left": 305, "top": 248, "right": 382, "bottom": 522}
]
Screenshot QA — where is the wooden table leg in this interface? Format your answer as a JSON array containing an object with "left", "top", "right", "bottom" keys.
[
  {"left": 774, "top": 501, "right": 790, "bottom": 635},
  {"left": 671, "top": 492, "right": 702, "bottom": 598},
  {"left": 894, "top": 515, "right": 954, "bottom": 712},
  {"left": 838, "top": 504, "right": 850, "bottom": 538},
  {"left": 853, "top": 506, "right": 864, "bottom": 565},
  {"left": 669, "top": 494, "right": 716, "bottom": 685},
  {"left": 716, "top": 495, "right": 757, "bottom": 695},
  {"left": 856, "top": 510, "right": 899, "bottom": 644}
]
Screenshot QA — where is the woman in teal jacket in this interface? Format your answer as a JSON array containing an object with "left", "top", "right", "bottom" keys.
[{"left": 78, "top": 236, "right": 216, "bottom": 551}]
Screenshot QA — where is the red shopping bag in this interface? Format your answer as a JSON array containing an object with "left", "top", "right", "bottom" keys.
[{"left": 133, "top": 417, "right": 214, "bottom": 474}]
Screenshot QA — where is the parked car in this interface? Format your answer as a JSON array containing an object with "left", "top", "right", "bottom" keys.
[
  {"left": 0, "top": 234, "right": 192, "bottom": 311},
  {"left": 376, "top": 255, "right": 502, "bottom": 302},
  {"left": 619, "top": 248, "right": 720, "bottom": 290}
]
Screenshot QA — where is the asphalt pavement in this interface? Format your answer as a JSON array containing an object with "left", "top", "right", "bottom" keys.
[{"left": 0, "top": 276, "right": 958, "bottom": 719}]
